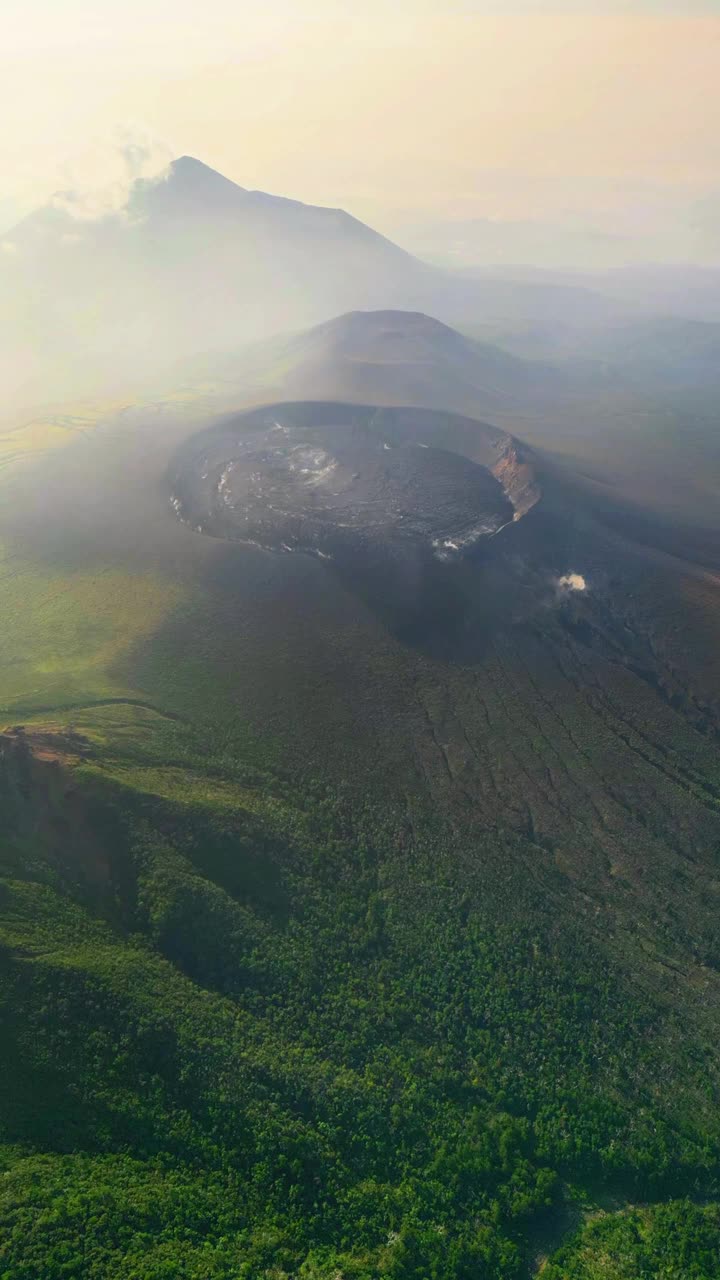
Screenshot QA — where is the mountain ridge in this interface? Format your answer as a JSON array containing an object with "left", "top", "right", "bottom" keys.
[
  {"left": 0, "top": 156, "right": 423, "bottom": 405},
  {"left": 0, "top": 154, "right": 637, "bottom": 409}
]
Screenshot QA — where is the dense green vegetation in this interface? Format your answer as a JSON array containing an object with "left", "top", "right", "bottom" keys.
[
  {"left": 2, "top": 390, "right": 720, "bottom": 1276},
  {"left": 543, "top": 1201, "right": 720, "bottom": 1279},
  {"left": 1, "top": 708, "right": 719, "bottom": 1278}
]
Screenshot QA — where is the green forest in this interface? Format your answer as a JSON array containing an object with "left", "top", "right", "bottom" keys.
[{"left": 1, "top": 708, "right": 719, "bottom": 1279}]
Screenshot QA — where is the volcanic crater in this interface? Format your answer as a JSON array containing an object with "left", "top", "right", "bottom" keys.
[{"left": 171, "top": 402, "right": 541, "bottom": 566}]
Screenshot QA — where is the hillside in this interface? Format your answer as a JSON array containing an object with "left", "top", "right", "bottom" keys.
[
  {"left": 2, "top": 365, "right": 720, "bottom": 1276},
  {"left": 185, "top": 309, "right": 564, "bottom": 416},
  {"left": 0, "top": 157, "right": 637, "bottom": 411},
  {"left": 0, "top": 157, "right": 422, "bottom": 406}
]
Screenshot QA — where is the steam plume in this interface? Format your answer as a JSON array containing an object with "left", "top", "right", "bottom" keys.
[
  {"left": 51, "top": 125, "right": 175, "bottom": 222},
  {"left": 557, "top": 572, "right": 587, "bottom": 593}
]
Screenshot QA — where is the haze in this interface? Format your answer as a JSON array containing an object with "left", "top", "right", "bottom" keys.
[
  {"left": 7, "top": 2, "right": 720, "bottom": 1275},
  {"left": 3, "top": 0, "right": 720, "bottom": 266}
]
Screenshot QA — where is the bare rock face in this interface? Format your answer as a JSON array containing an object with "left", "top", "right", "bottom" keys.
[{"left": 490, "top": 441, "right": 540, "bottom": 521}]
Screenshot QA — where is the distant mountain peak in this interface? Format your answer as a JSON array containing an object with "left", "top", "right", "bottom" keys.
[
  {"left": 131, "top": 154, "right": 249, "bottom": 215},
  {"left": 305, "top": 309, "right": 473, "bottom": 361},
  {"left": 167, "top": 154, "right": 245, "bottom": 188},
  {"left": 320, "top": 310, "right": 462, "bottom": 337},
  {"left": 129, "top": 157, "right": 408, "bottom": 254},
  {"left": 172, "top": 154, "right": 214, "bottom": 172},
  {"left": 327, "top": 308, "right": 451, "bottom": 326}
]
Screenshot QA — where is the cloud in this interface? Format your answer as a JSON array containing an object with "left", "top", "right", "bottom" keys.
[
  {"left": 0, "top": 240, "right": 18, "bottom": 255},
  {"left": 557, "top": 572, "right": 587, "bottom": 593},
  {"left": 50, "top": 125, "right": 175, "bottom": 221}
]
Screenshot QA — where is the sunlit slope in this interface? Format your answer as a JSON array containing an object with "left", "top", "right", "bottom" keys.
[
  {"left": 0, "top": 538, "right": 188, "bottom": 714},
  {"left": 0, "top": 396, "right": 205, "bottom": 720}
]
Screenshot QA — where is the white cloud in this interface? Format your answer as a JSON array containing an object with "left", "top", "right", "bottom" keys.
[{"left": 50, "top": 124, "right": 175, "bottom": 221}]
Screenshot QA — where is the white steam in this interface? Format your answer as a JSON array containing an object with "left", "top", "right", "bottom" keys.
[
  {"left": 557, "top": 572, "right": 587, "bottom": 593},
  {"left": 50, "top": 125, "right": 175, "bottom": 222}
]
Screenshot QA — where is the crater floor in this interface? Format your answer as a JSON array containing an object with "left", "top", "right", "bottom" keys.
[{"left": 171, "top": 402, "right": 539, "bottom": 565}]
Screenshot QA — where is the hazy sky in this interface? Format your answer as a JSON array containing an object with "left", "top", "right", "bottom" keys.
[{"left": 3, "top": 1, "right": 720, "bottom": 262}]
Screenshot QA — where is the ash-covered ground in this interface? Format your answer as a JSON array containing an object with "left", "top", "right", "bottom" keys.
[
  {"left": 170, "top": 402, "right": 541, "bottom": 645},
  {"left": 171, "top": 402, "right": 537, "bottom": 562}
]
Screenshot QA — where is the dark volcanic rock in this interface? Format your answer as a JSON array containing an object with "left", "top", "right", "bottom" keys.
[
  {"left": 171, "top": 402, "right": 541, "bottom": 644},
  {"left": 172, "top": 402, "right": 537, "bottom": 559}
]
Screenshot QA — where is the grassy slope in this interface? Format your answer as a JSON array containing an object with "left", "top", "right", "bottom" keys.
[
  {"left": 0, "top": 537, "right": 187, "bottom": 713},
  {"left": 1, "top": 395, "right": 720, "bottom": 1276}
]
